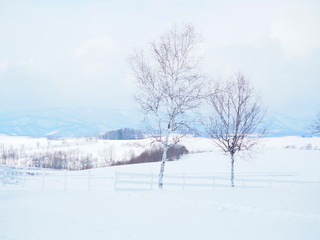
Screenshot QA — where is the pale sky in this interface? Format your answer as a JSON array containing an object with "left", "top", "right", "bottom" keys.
[{"left": 0, "top": 0, "right": 319, "bottom": 119}]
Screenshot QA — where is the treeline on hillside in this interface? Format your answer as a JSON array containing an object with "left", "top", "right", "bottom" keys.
[
  {"left": 0, "top": 141, "right": 189, "bottom": 170},
  {"left": 0, "top": 145, "right": 98, "bottom": 171},
  {"left": 100, "top": 128, "right": 143, "bottom": 140},
  {"left": 31, "top": 150, "right": 95, "bottom": 170},
  {"left": 111, "top": 145, "right": 188, "bottom": 166}
]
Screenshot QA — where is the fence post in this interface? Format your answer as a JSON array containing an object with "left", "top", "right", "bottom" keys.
[
  {"left": 22, "top": 167, "right": 26, "bottom": 188},
  {"left": 212, "top": 176, "right": 215, "bottom": 190},
  {"left": 2, "top": 167, "right": 6, "bottom": 187},
  {"left": 88, "top": 170, "right": 91, "bottom": 191},
  {"left": 114, "top": 171, "right": 118, "bottom": 191},
  {"left": 41, "top": 168, "right": 45, "bottom": 190},
  {"left": 182, "top": 174, "right": 186, "bottom": 190},
  {"left": 150, "top": 173, "right": 154, "bottom": 190},
  {"left": 64, "top": 170, "right": 67, "bottom": 191},
  {"left": 269, "top": 178, "right": 272, "bottom": 188}
]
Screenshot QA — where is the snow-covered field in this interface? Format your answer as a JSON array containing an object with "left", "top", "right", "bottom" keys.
[{"left": 0, "top": 136, "right": 320, "bottom": 240}]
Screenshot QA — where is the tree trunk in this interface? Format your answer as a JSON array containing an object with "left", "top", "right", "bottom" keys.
[
  {"left": 158, "top": 125, "right": 171, "bottom": 189},
  {"left": 231, "top": 154, "right": 235, "bottom": 187},
  {"left": 158, "top": 147, "right": 168, "bottom": 189}
]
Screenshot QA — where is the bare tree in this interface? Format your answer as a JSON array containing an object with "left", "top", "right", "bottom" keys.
[
  {"left": 129, "top": 23, "right": 204, "bottom": 188},
  {"left": 311, "top": 111, "right": 320, "bottom": 134},
  {"left": 204, "top": 73, "right": 266, "bottom": 187}
]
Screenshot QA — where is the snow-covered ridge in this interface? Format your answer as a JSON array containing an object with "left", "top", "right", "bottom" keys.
[
  {"left": 0, "top": 108, "right": 314, "bottom": 137},
  {"left": 0, "top": 107, "right": 140, "bottom": 137}
]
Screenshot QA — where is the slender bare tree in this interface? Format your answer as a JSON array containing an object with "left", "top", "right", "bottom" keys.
[
  {"left": 311, "top": 111, "right": 320, "bottom": 134},
  {"left": 129, "top": 23, "right": 204, "bottom": 188},
  {"left": 204, "top": 73, "right": 266, "bottom": 187}
]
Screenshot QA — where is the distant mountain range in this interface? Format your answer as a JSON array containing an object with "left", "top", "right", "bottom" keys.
[
  {"left": 0, "top": 108, "right": 313, "bottom": 137},
  {"left": 266, "top": 112, "right": 312, "bottom": 137},
  {"left": 0, "top": 108, "right": 140, "bottom": 137}
]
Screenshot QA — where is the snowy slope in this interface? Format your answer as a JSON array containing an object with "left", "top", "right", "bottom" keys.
[{"left": 0, "top": 136, "right": 319, "bottom": 240}]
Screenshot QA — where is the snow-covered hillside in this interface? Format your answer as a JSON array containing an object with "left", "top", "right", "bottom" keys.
[{"left": 0, "top": 136, "right": 319, "bottom": 240}]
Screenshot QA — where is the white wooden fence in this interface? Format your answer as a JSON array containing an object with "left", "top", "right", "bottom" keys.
[
  {"left": 0, "top": 165, "right": 114, "bottom": 191},
  {"left": 113, "top": 171, "right": 317, "bottom": 191},
  {"left": 1, "top": 165, "right": 319, "bottom": 191}
]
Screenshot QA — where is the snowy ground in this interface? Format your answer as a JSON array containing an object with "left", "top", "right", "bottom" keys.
[{"left": 0, "top": 136, "right": 320, "bottom": 240}]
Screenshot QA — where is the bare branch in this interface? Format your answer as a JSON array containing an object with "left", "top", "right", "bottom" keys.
[
  {"left": 129, "top": 23, "right": 204, "bottom": 145},
  {"left": 129, "top": 23, "right": 205, "bottom": 189},
  {"left": 203, "top": 72, "right": 267, "bottom": 187},
  {"left": 311, "top": 111, "right": 320, "bottom": 134}
]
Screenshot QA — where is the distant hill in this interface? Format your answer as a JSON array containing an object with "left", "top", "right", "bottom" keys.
[
  {"left": 0, "top": 108, "right": 313, "bottom": 137},
  {"left": 0, "top": 107, "right": 140, "bottom": 137},
  {"left": 266, "top": 111, "right": 312, "bottom": 137}
]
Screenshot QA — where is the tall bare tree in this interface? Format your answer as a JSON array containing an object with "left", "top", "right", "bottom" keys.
[
  {"left": 129, "top": 23, "right": 204, "bottom": 188},
  {"left": 204, "top": 73, "right": 266, "bottom": 187}
]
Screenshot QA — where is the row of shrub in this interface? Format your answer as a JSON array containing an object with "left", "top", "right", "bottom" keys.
[
  {"left": 111, "top": 145, "right": 188, "bottom": 166},
  {"left": 284, "top": 143, "right": 320, "bottom": 150}
]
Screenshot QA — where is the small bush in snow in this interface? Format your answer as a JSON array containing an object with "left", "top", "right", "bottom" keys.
[
  {"left": 284, "top": 145, "right": 296, "bottom": 149},
  {"left": 305, "top": 143, "right": 313, "bottom": 150}
]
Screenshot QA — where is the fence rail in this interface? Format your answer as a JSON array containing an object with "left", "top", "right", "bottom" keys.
[
  {"left": 113, "top": 171, "right": 320, "bottom": 191},
  {"left": 0, "top": 166, "right": 115, "bottom": 191},
  {"left": 1, "top": 165, "right": 319, "bottom": 191}
]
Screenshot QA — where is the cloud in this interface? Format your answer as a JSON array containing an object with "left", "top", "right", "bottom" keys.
[
  {"left": 270, "top": 2, "right": 320, "bottom": 57},
  {"left": 0, "top": 0, "right": 319, "bottom": 119},
  {"left": 0, "top": 61, "right": 11, "bottom": 72},
  {"left": 75, "top": 36, "right": 119, "bottom": 75},
  {"left": 0, "top": 59, "right": 35, "bottom": 73},
  {"left": 17, "top": 59, "right": 35, "bottom": 68}
]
